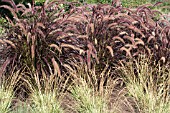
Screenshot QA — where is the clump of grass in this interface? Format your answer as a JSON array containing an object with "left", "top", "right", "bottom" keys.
[
  {"left": 0, "top": 84, "right": 14, "bottom": 113},
  {"left": 63, "top": 63, "right": 137, "bottom": 113},
  {"left": 0, "top": 70, "right": 21, "bottom": 113},
  {"left": 71, "top": 80, "right": 107, "bottom": 113},
  {"left": 0, "top": 0, "right": 170, "bottom": 112},
  {"left": 0, "top": 0, "right": 88, "bottom": 77},
  {"left": 30, "top": 91, "right": 63, "bottom": 113},
  {"left": 67, "top": 64, "right": 110, "bottom": 113},
  {"left": 22, "top": 71, "right": 67, "bottom": 113},
  {"left": 119, "top": 54, "right": 170, "bottom": 113},
  {"left": 7, "top": 65, "right": 69, "bottom": 112},
  {"left": 11, "top": 102, "right": 31, "bottom": 113}
]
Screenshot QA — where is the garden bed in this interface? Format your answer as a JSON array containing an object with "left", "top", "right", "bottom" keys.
[{"left": 0, "top": 0, "right": 170, "bottom": 113}]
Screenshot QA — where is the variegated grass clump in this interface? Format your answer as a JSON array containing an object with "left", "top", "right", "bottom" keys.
[
  {"left": 118, "top": 55, "right": 170, "bottom": 113},
  {"left": 0, "top": 84, "right": 14, "bottom": 113},
  {"left": 63, "top": 63, "right": 112, "bottom": 113},
  {"left": 0, "top": 70, "right": 21, "bottom": 113},
  {"left": 11, "top": 102, "right": 31, "bottom": 113},
  {"left": 8, "top": 65, "right": 69, "bottom": 113},
  {"left": 63, "top": 63, "right": 137, "bottom": 113},
  {"left": 22, "top": 71, "right": 67, "bottom": 113},
  {"left": 30, "top": 91, "right": 63, "bottom": 113},
  {"left": 71, "top": 80, "right": 107, "bottom": 113}
]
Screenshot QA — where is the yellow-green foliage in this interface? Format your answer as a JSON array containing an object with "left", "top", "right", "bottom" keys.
[
  {"left": 0, "top": 70, "right": 21, "bottom": 113},
  {"left": 119, "top": 55, "right": 170, "bottom": 113},
  {"left": 0, "top": 17, "right": 6, "bottom": 35}
]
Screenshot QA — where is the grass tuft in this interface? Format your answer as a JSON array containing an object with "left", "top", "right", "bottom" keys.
[
  {"left": 0, "top": 69, "right": 22, "bottom": 113},
  {"left": 119, "top": 55, "right": 170, "bottom": 113},
  {"left": 71, "top": 81, "right": 107, "bottom": 113}
]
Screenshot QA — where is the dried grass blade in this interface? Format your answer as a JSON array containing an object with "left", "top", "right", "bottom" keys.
[
  {"left": 106, "top": 46, "right": 114, "bottom": 57},
  {"left": 125, "top": 44, "right": 137, "bottom": 49},
  {"left": 145, "top": 47, "right": 151, "bottom": 55},
  {"left": 0, "top": 58, "right": 11, "bottom": 77},
  {"left": 119, "top": 31, "right": 128, "bottom": 35},
  {"left": 5, "top": 16, "right": 14, "bottom": 26},
  {"left": 52, "top": 58, "right": 61, "bottom": 76},
  {"left": 3, "top": 39, "right": 16, "bottom": 49},
  {"left": 112, "top": 36, "right": 125, "bottom": 44},
  {"left": 87, "top": 50, "right": 91, "bottom": 69},
  {"left": 36, "top": 28, "right": 45, "bottom": 38},
  {"left": 49, "top": 44, "right": 62, "bottom": 53},
  {"left": 127, "top": 25, "right": 145, "bottom": 37},
  {"left": 17, "top": 3, "right": 27, "bottom": 10},
  {"left": 61, "top": 43, "right": 85, "bottom": 55},
  {"left": 147, "top": 17, "right": 156, "bottom": 27},
  {"left": 27, "top": 32, "right": 31, "bottom": 43},
  {"left": 87, "top": 43, "right": 99, "bottom": 63},
  {"left": 147, "top": 36, "right": 155, "bottom": 43},
  {"left": 123, "top": 35, "right": 135, "bottom": 45},
  {"left": 63, "top": 64, "right": 74, "bottom": 72},
  {"left": 31, "top": 45, "right": 35, "bottom": 59},
  {"left": 90, "top": 23, "right": 94, "bottom": 33},
  {"left": 135, "top": 38, "right": 145, "bottom": 46},
  {"left": 41, "top": 66, "right": 47, "bottom": 78},
  {"left": 120, "top": 46, "right": 132, "bottom": 58},
  {"left": 2, "top": 0, "right": 16, "bottom": 10},
  {"left": 43, "top": 57, "right": 53, "bottom": 75},
  {"left": 0, "top": 5, "right": 18, "bottom": 18},
  {"left": 36, "top": 23, "right": 45, "bottom": 29}
]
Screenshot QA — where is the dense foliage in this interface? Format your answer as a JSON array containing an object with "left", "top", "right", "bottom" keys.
[
  {"left": 0, "top": 0, "right": 170, "bottom": 76},
  {"left": 0, "top": 0, "right": 170, "bottom": 112},
  {"left": 0, "top": 0, "right": 86, "bottom": 76}
]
